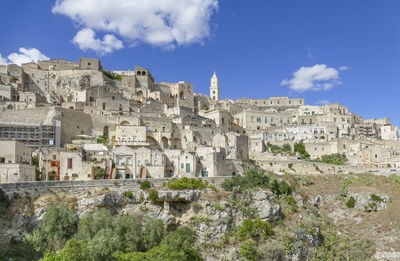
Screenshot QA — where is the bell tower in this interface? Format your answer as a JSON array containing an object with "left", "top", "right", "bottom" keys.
[{"left": 210, "top": 71, "right": 219, "bottom": 101}]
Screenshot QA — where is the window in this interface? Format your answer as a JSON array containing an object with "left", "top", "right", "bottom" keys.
[
  {"left": 112, "top": 96, "right": 115, "bottom": 100},
  {"left": 53, "top": 155, "right": 56, "bottom": 160},
  {"left": 222, "top": 117, "right": 225, "bottom": 123},
  {"left": 0, "top": 157, "right": 5, "bottom": 163},
  {"left": 102, "top": 103, "right": 106, "bottom": 110},
  {"left": 67, "top": 158, "right": 72, "bottom": 169},
  {"left": 162, "top": 126, "right": 166, "bottom": 132},
  {"left": 186, "top": 163, "right": 190, "bottom": 173},
  {"left": 257, "top": 118, "right": 261, "bottom": 123},
  {"left": 181, "top": 163, "right": 184, "bottom": 169},
  {"left": 88, "top": 62, "right": 91, "bottom": 66},
  {"left": 127, "top": 158, "right": 132, "bottom": 165},
  {"left": 265, "top": 118, "right": 267, "bottom": 123},
  {"left": 146, "top": 125, "right": 150, "bottom": 131}
]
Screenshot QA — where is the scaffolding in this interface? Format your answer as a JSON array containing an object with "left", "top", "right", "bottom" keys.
[{"left": 0, "top": 123, "right": 57, "bottom": 147}]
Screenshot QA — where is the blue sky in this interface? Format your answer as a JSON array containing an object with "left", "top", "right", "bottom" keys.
[{"left": 1, "top": 0, "right": 399, "bottom": 125}]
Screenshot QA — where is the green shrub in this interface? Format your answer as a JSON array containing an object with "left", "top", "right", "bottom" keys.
[
  {"left": 149, "top": 190, "right": 158, "bottom": 204},
  {"left": 26, "top": 204, "right": 78, "bottom": 252},
  {"left": 288, "top": 163, "right": 293, "bottom": 169},
  {"left": 0, "top": 188, "right": 10, "bottom": 208},
  {"left": 239, "top": 240, "right": 258, "bottom": 261},
  {"left": 237, "top": 218, "right": 274, "bottom": 241},
  {"left": 370, "top": 194, "right": 383, "bottom": 202},
  {"left": 124, "top": 191, "right": 133, "bottom": 199},
  {"left": 94, "top": 168, "right": 106, "bottom": 180},
  {"left": 167, "top": 177, "right": 206, "bottom": 190},
  {"left": 346, "top": 196, "right": 356, "bottom": 208},
  {"left": 222, "top": 168, "right": 269, "bottom": 193},
  {"left": 285, "top": 195, "right": 297, "bottom": 212},
  {"left": 140, "top": 180, "right": 151, "bottom": 190},
  {"left": 294, "top": 142, "right": 310, "bottom": 159}
]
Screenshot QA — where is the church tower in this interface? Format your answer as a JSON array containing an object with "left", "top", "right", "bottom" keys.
[{"left": 210, "top": 71, "right": 220, "bottom": 101}]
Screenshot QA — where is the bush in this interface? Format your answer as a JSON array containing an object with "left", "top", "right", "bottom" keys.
[
  {"left": 285, "top": 195, "right": 297, "bottom": 212},
  {"left": 318, "top": 153, "right": 347, "bottom": 165},
  {"left": 0, "top": 188, "right": 10, "bottom": 208},
  {"left": 124, "top": 191, "right": 133, "bottom": 199},
  {"left": 26, "top": 204, "right": 78, "bottom": 252},
  {"left": 239, "top": 240, "right": 258, "bottom": 261},
  {"left": 370, "top": 194, "right": 383, "bottom": 202},
  {"left": 167, "top": 177, "right": 206, "bottom": 190},
  {"left": 94, "top": 168, "right": 106, "bottom": 180},
  {"left": 222, "top": 168, "right": 269, "bottom": 193},
  {"left": 237, "top": 218, "right": 274, "bottom": 241},
  {"left": 288, "top": 163, "right": 293, "bottom": 169},
  {"left": 269, "top": 178, "right": 293, "bottom": 196},
  {"left": 149, "top": 190, "right": 158, "bottom": 204},
  {"left": 346, "top": 196, "right": 356, "bottom": 208},
  {"left": 294, "top": 142, "right": 310, "bottom": 159},
  {"left": 140, "top": 180, "right": 151, "bottom": 190}
]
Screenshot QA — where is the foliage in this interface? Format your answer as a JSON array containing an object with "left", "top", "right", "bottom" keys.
[
  {"left": 237, "top": 218, "right": 274, "bottom": 241},
  {"left": 0, "top": 238, "right": 38, "bottom": 260},
  {"left": 288, "top": 163, "right": 293, "bottom": 169},
  {"left": 140, "top": 180, "right": 151, "bottom": 190},
  {"left": 27, "top": 204, "right": 78, "bottom": 252},
  {"left": 167, "top": 177, "right": 206, "bottom": 190},
  {"left": 222, "top": 168, "right": 270, "bottom": 193},
  {"left": 268, "top": 178, "right": 293, "bottom": 196},
  {"left": 94, "top": 168, "right": 107, "bottom": 180},
  {"left": 239, "top": 240, "right": 258, "bottom": 261},
  {"left": 265, "top": 142, "right": 292, "bottom": 155},
  {"left": 40, "top": 239, "right": 90, "bottom": 261},
  {"left": 0, "top": 188, "right": 10, "bottom": 208},
  {"left": 294, "top": 141, "right": 310, "bottom": 159},
  {"left": 142, "top": 219, "right": 166, "bottom": 250},
  {"left": 312, "top": 153, "right": 348, "bottom": 165},
  {"left": 346, "top": 196, "right": 356, "bottom": 208},
  {"left": 97, "top": 134, "right": 109, "bottom": 145},
  {"left": 102, "top": 70, "right": 122, "bottom": 80},
  {"left": 370, "top": 194, "right": 383, "bottom": 202},
  {"left": 124, "top": 191, "right": 133, "bottom": 199},
  {"left": 389, "top": 174, "right": 400, "bottom": 186},
  {"left": 259, "top": 240, "right": 284, "bottom": 260},
  {"left": 149, "top": 190, "right": 158, "bottom": 204},
  {"left": 285, "top": 195, "right": 298, "bottom": 213},
  {"left": 113, "top": 227, "right": 201, "bottom": 261}
]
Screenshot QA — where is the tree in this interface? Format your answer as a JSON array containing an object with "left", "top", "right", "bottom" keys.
[
  {"left": 27, "top": 204, "right": 78, "bottom": 252},
  {"left": 294, "top": 142, "right": 310, "bottom": 158},
  {"left": 94, "top": 168, "right": 107, "bottom": 180}
]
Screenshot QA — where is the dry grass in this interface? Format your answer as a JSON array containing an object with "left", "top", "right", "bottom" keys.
[{"left": 291, "top": 173, "right": 400, "bottom": 252}]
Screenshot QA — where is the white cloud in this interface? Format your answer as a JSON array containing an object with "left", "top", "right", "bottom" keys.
[
  {"left": 52, "top": 0, "right": 219, "bottom": 53},
  {"left": 316, "top": 99, "right": 330, "bottom": 105},
  {"left": 281, "top": 64, "right": 341, "bottom": 92},
  {"left": 73, "top": 28, "right": 124, "bottom": 54},
  {"left": 5, "top": 48, "right": 50, "bottom": 65},
  {"left": 0, "top": 53, "right": 7, "bottom": 65},
  {"left": 339, "top": 66, "right": 349, "bottom": 71}
]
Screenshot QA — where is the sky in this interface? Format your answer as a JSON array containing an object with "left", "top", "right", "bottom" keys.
[{"left": 1, "top": 0, "right": 399, "bottom": 125}]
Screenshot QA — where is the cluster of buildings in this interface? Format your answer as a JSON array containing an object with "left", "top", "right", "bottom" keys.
[{"left": 0, "top": 57, "right": 399, "bottom": 182}]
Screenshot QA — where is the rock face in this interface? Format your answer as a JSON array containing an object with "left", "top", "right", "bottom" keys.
[
  {"left": 253, "top": 191, "right": 281, "bottom": 223},
  {"left": 350, "top": 192, "right": 390, "bottom": 212},
  {"left": 157, "top": 190, "right": 201, "bottom": 202}
]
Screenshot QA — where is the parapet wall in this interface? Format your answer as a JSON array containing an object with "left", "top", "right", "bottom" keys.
[{"left": 0, "top": 177, "right": 229, "bottom": 192}]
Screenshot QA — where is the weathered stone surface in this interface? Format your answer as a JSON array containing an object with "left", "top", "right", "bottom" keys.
[{"left": 157, "top": 190, "right": 201, "bottom": 202}]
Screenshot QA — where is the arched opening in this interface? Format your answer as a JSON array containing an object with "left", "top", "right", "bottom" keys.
[
  {"left": 162, "top": 137, "right": 168, "bottom": 149},
  {"left": 146, "top": 136, "right": 159, "bottom": 147},
  {"left": 7, "top": 104, "right": 13, "bottom": 109},
  {"left": 137, "top": 71, "right": 141, "bottom": 76},
  {"left": 137, "top": 91, "right": 143, "bottom": 97},
  {"left": 69, "top": 106, "right": 74, "bottom": 109},
  {"left": 142, "top": 71, "right": 146, "bottom": 76},
  {"left": 120, "top": 121, "right": 131, "bottom": 126},
  {"left": 180, "top": 91, "right": 184, "bottom": 99},
  {"left": 103, "top": 125, "right": 109, "bottom": 138},
  {"left": 202, "top": 104, "right": 209, "bottom": 110}
]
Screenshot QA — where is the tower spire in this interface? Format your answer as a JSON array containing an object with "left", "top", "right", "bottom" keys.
[{"left": 210, "top": 71, "right": 220, "bottom": 101}]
